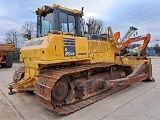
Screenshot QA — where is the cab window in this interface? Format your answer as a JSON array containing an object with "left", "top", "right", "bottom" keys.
[{"left": 59, "top": 12, "right": 76, "bottom": 34}]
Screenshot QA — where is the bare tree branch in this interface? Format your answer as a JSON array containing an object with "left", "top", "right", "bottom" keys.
[
  {"left": 87, "top": 18, "right": 104, "bottom": 34},
  {"left": 19, "top": 21, "right": 37, "bottom": 46},
  {"left": 3, "top": 21, "right": 36, "bottom": 48},
  {"left": 22, "top": 21, "right": 36, "bottom": 39},
  {"left": 3, "top": 28, "right": 19, "bottom": 48}
]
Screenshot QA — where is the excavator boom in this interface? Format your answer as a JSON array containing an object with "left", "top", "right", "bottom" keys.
[
  {"left": 114, "top": 32, "right": 120, "bottom": 42},
  {"left": 120, "top": 33, "right": 151, "bottom": 51}
]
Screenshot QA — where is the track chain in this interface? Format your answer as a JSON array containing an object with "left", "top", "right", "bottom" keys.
[
  {"left": 34, "top": 63, "right": 146, "bottom": 115},
  {"left": 55, "top": 85, "right": 128, "bottom": 115}
]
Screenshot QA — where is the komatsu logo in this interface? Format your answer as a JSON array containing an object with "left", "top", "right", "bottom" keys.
[{"left": 25, "top": 39, "right": 43, "bottom": 47}]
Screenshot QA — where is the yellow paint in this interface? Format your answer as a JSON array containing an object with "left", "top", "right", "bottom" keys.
[{"left": 12, "top": 26, "right": 150, "bottom": 91}]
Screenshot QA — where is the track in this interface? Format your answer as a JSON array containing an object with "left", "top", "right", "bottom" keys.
[
  {"left": 54, "top": 85, "right": 128, "bottom": 115},
  {"left": 35, "top": 63, "right": 148, "bottom": 115}
]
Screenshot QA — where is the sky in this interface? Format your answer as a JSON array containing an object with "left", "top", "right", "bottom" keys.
[{"left": 0, "top": 0, "right": 160, "bottom": 46}]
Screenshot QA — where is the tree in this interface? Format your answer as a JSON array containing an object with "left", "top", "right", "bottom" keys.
[
  {"left": 87, "top": 18, "right": 104, "bottom": 34},
  {"left": 3, "top": 21, "right": 36, "bottom": 48},
  {"left": 18, "top": 21, "right": 37, "bottom": 47},
  {"left": 21, "top": 21, "right": 36, "bottom": 39},
  {"left": 3, "top": 28, "right": 19, "bottom": 48}
]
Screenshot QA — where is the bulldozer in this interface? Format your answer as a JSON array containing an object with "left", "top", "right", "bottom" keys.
[{"left": 9, "top": 4, "right": 154, "bottom": 115}]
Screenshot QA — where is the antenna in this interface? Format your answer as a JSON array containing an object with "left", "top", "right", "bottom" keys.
[
  {"left": 29, "top": 10, "right": 36, "bottom": 14},
  {"left": 81, "top": 7, "right": 84, "bottom": 12}
]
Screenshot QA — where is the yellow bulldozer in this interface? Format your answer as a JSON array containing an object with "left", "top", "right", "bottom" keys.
[{"left": 9, "top": 4, "right": 154, "bottom": 115}]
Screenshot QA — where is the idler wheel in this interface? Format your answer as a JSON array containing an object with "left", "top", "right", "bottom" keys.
[{"left": 52, "top": 77, "right": 69, "bottom": 103}]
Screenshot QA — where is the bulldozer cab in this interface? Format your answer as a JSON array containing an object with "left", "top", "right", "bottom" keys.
[{"left": 36, "top": 4, "right": 84, "bottom": 37}]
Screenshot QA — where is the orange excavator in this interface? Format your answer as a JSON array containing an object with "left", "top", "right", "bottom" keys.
[
  {"left": 102, "top": 31, "right": 120, "bottom": 41},
  {"left": 120, "top": 33, "right": 150, "bottom": 51},
  {"left": 114, "top": 32, "right": 120, "bottom": 41},
  {"left": 120, "top": 33, "right": 151, "bottom": 55}
]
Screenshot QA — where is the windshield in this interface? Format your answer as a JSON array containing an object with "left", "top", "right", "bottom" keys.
[
  {"left": 36, "top": 9, "right": 84, "bottom": 37},
  {"left": 37, "top": 13, "right": 54, "bottom": 37}
]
